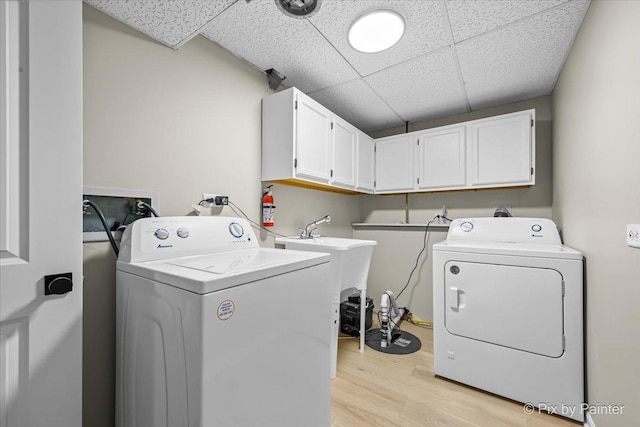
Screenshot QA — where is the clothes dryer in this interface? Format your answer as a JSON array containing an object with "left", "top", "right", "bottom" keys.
[{"left": 433, "top": 218, "right": 584, "bottom": 421}]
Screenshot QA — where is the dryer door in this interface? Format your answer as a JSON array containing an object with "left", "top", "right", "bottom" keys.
[{"left": 444, "top": 261, "right": 564, "bottom": 357}]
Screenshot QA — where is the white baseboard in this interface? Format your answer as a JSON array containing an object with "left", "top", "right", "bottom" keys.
[{"left": 584, "top": 412, "right": 596, "bottom": 427}]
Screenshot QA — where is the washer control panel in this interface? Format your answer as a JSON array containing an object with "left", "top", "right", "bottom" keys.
[
  {"left": 120, "top": 216, "right": 258, "bottom": 263},
  {"left": 447, "top": 218, "right": 561, "bottom": 245}
]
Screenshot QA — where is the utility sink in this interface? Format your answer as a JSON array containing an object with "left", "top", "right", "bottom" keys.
[
  {"left": 275, "top": 237, "right": 377, "bottom": 297},
  {"left": 275, "top": 236, "right": 377, "bottom": 379}
]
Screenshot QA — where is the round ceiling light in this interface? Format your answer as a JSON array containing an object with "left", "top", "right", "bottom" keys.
[{"left": 348, "top": 10, "right": 405, "bottom": 53}]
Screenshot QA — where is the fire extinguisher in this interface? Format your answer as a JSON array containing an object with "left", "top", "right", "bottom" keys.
[{"left": 262, "top": 185, "right": 275, "bottom": 227}]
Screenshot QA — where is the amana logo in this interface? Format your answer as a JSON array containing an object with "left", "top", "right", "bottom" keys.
[{"left": 157, "top": 244, "right": 173, "bottom": 249}]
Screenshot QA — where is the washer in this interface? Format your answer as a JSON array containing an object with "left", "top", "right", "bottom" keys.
[
  {"left": 433, "top": 218, "right": 584, "bottom": 422},
  {"left": 116, "top": 216, "right": 331, "bottom": 427}
]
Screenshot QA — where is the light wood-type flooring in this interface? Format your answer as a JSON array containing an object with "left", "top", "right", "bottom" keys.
[{"left": 330, "top": 320, "right": 580, "bottom": 427}]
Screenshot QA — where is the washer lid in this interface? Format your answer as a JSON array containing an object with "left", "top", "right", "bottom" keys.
[{"left": 117, "top": 247, "right": 330, "bottom": 294}]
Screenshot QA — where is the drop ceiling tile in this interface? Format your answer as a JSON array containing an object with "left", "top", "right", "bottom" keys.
[
  {"left": 310, "top": 0, "right": 449, "bottom": 77},
  {"left": 308, "top": 79, "right": 404, "bottom": 131},
  {"left": 457, "top": 0, "right": 590, "bottom": 110},
  {"left": 446, "top": 0, "right": 569, "bottom": 42},
  {"left": 364, "top": 49, "right": 468, "bottom": 124},
  {"left": 201, "top": 1, "right": 359, "bottom": 93},
  {"left": 84, "top": 0, "right": 237, "bottom": 48}
]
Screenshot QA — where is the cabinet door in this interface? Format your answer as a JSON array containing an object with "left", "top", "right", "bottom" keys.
[
  {"left": 469, "top": 111, "right": 534, "bottom": 186},
  {"left": 356, "top": 132, "right": 375, "bottom": 193},
  {"left": 295, "top": 93, "right": 332, "bottom": 183},
  {"left": 416, "top": 125, "right": 466, "bottom": 190},
  {"left": 375, "top": 134, "right": 414, "bottom": 193},
  {"left": 331, "top": 117, "right": 357, "bottom": 188}
]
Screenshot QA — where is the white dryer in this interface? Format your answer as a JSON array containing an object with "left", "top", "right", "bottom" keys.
[
  {"left": 116, "top": 216, "right": 331, "bottom": 427},
  {"left": 433, "top": 218, "right": 584, "bottom": 422}
]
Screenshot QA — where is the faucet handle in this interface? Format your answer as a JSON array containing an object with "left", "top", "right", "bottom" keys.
[{"left": 298, "top": 228, "right": 307, "bottom": 238}]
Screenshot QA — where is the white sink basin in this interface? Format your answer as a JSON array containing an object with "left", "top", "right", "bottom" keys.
[
  {"left": 275, "top": 237, "right": 377, "bottom": 297},
  {"left": 275, "top": 236, "right": 377, "bottom": 379},
  {"left": 277, "top": 236, "right": 375, "bottom": 251}
]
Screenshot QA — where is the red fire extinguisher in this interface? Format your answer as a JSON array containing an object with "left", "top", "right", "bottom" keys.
[{"left": 262, "top": 185, "right": 275, "bottom": 227}]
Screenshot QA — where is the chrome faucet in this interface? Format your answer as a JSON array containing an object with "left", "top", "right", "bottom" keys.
[{"left": 301, "top": 215, "right": 332, "bottom": 239}]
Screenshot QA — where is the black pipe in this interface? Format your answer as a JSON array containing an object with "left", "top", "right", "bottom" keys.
[
  {"left": 137, "top": 201, "right": 159, "bottom": 217},
  {"left": 83, "top": 199, "right": 119, "bottom": 257}
]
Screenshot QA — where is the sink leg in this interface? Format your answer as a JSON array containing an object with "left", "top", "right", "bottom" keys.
[{"left": 360, "top": 288, "right": 366, "bottom": 353}]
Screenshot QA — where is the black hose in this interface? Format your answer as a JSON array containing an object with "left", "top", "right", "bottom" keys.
[
  {"left": 83, "top": 199, "right": 119, "bottom": 257},
  {"left": 137, "top": 201, "right": 159, "bottom": 217}
]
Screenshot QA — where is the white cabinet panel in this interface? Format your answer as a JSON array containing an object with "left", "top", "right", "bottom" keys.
[
  {"left": 262, "top": 87, "right": 360, "bottom": 193},
  {"left": 331, "top": 117, "right": 356, "bottom": 188},
  {"left": 375, "top": 134, "right": 414, "bottom": 193},
  {"left": 356, "top": 132, "right": 374, "bottom": 193},
  {"left": 416, "top": 125, "right": 466, "bottom": 190},
  {"left": 295, "top": 93, "right": 332, "bottom": 183},
  {"left": 470, "top": 111, "right": 534, "bottom": 186}
]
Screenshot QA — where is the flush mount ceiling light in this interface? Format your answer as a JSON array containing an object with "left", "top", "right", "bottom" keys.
[
  {"left": 348, "top": 10, "right": 405, "bottom": 53},
  {"left": 275, "top": 0, "right": 321, "bottom": 19}
]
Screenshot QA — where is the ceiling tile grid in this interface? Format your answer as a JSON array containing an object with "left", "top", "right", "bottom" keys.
[
  {"left": 200, "top": 1, "right": 360, "bottom": 93},
  {"left": 84, "top": 0, "right": 592, "bottom": 132},
  {"left": 456, "top": 0, "right": 591, "bottom": 110},
  {"left": 365, "top": 48, "right": 469, "bottom": 124},
  {"left": 309, "top": 0, "right": 450, "bottom": 77},
  {"left": 446, "top": 0, "right": 570, "bottom": 43},
  {"left": 84, "top": 0, "right": 237, "bottom": 48},
  {"left": 307, "top": 79, "right": 404, "bottom": 131}
]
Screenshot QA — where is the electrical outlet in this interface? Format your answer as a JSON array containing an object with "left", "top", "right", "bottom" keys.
[
  {"left": 201, "top": 193, "right": 229, "bottom": 207},
  {"left": 627, "top": 224, "right": 640, "bottom": 248}
]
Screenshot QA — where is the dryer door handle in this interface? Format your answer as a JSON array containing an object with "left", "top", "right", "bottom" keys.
[{"left": 449, "top": 286, "right": 459, "bottom": 309}]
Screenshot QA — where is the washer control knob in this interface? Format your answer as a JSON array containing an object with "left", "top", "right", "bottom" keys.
[
  {"left": 177, "top": 227, "right": 190, "bottom": 239},
  {"left": 460, "top": 221, "right": 474, "bottom": 232},
  {"left": 532, "top": 224, "right": 542, "bottom": 232},
  {"left": 154, "top": 228, "right": 170, "bottom": 240},
  {"left": 229, "top": 222, "right": 244, "bottom": 238}
]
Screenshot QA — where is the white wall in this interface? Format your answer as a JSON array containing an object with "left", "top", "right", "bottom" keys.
[
  {"left": 82, "top": 5, "right": 359, "bottom": 426},
  {"left": 552, "top": 2, "right": 640, "bottom": 426},
  {"left": 356, "top": 97, "right": 552, "bottom": 320}
]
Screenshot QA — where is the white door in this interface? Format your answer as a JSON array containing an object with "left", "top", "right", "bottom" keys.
[
  {"left": 374, "top": 134, "right": 414, "bottom": 193},
  {"left": 0, "top": 2, "right": 82, "bottom": 427},
  {"left": 416, "top": 125, "right": 466, "bottom": 190},
  {"left": 356, "top": 132, "right": 374, "bottom": 193},
  {"left": 295, "top": 93, "right": 331, "bottom": 183},
  {"left": 330, "top": 117, "right": 356, "bottom": 189},
  {"left": 469, "top": 111, "right": 534, "bottom": 186},
  {"left": 444, "top": 261, "right": 564, "bottom": 357}
]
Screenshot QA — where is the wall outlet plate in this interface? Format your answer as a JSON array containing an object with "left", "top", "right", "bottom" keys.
[
  {"left": 201, "top": 193, "right": 228, "bottom": 207},
  {"left": 627, "top": 224, "right": 640, "bottom": 248}
]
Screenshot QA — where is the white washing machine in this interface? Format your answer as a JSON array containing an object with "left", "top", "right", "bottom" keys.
[
  {"left": 116, "top": 216, "right": 331, "bottom": 427},
  {"left": 433, "top": 218, "right": 584, "bottom": 422}
]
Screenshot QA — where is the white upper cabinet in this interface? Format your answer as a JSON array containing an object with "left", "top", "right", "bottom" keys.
[
  {"left": 469, "top": 110, "right": 535, "bottom": 187},
  {"left": 295, "top": 92, "right": 332, "bottom": 183},
  {"left": 375, "top": 134, "right": 414, "bottom": 193},
  {"left": 356, "top": 132, "right": 375, "bottom": 193},
  {"left": 262, "top": 87, "right": 358, "bottom": 192},
  {"left": 415, "top": 125, "right": 466, "bottom": 190},
  {"left": 331, "top": 117, "right": 357, "bottom": 189},
  {"left": 263, "top": 87, "right": 535, "bottom": 195}
]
